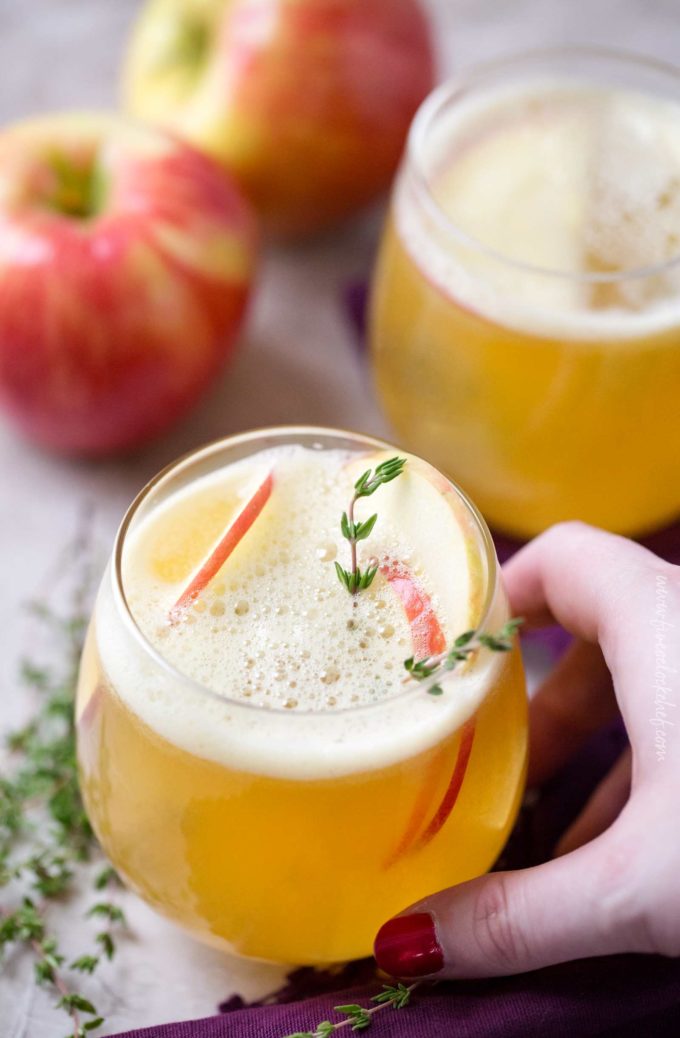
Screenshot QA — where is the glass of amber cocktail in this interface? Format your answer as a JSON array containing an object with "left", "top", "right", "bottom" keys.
[
  {"left": 76, "top": 427, "right": 527, "bottom": 964},
  {"left": 370, "top": 49, "right": 680, "bottom": 538}
]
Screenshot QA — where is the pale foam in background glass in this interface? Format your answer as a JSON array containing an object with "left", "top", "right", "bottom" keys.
[{"left": 371, "top": 49, "right": 680, "bottom": 537}]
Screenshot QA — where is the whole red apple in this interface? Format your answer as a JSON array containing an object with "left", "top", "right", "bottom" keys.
[
  {"left": 122, "top": 0, "right": 435, "bottom": 238},
  {"left": 0, "top": 113, "right": 257, "bottom": 455}
]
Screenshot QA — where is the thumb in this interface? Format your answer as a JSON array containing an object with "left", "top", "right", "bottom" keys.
[{"left": 374, "top": 829, "right": 642, "bottom": 979}]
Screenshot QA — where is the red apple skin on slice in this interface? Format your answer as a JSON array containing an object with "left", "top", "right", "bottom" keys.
[
  {"left": 382, "top": 740, "right": 451, "bottom": 869},
  {"left": 413, "top": 718, "right": 476, "bottom": 851},
  {"left": 77, "top": 684, "right": 104, "bottom": 731},
  {"left": 170, "top": 471, "right": 273, "bottom": 623},
  {"left": 75, "top": 625, "right": 105, "bottom": 732},
  {"left": 379, "top": 558, "right": 446, "bottom": 660},
  {"left": 380, "top": 557, "right": 477, "bottom": 866}
]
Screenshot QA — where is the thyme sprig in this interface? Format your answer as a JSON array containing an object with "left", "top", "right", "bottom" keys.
[
  {"left": 0, "top": 522, "right": 126, "bottom": 1038},
  {"left": 404, "top": 617, "right": 524, "bottom": 696},
  {"left": 282, "top": 982, "right": 418, "bottom": 1037},
  {"left": 335, "top": 456, "right": 407, "bottom": 595}
]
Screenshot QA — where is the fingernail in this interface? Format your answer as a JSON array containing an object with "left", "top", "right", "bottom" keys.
[{"left": 374, "top": 912, "right": 444, "bottom": 978}]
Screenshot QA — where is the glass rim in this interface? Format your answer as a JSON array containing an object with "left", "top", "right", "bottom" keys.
[
  {"left": 407, "top": 45, "right": 680, "bottom": 284},
  {"left": 110, "top": 424, "right": 501, "bottom": 718}
]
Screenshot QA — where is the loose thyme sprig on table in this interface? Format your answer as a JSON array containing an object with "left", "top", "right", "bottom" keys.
[
  {"left": 0, "top": 523, "right": 126, "bottom": 1038},
  {"left": 282, "top": 981, "right": 418, "bottom": 1037},
  {"left": 335, "top": 456, "right": 406, "bottom": 595},
  {"left": 404, "top": 617, "right": 524, "bottom": 696}
]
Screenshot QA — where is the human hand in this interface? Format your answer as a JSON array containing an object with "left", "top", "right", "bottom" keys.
[{"left": 374, "top": 522, "right": 680, "bottom": 978}]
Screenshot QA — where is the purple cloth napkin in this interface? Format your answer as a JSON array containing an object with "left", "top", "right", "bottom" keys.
[{"left": 113, "top": 956, "right": 680, "bottom": 1038}]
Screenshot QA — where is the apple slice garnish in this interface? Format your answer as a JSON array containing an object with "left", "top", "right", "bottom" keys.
[
  {"left": 77, "top": 685, "right": 104, "bottom": 731},
  {"left": 380, "top": 557, "right": 446, "bottom": 660},
  {"left": 382, "top": 739, "right": 452, "bottom": 869},
  {"left": 75, "top": 632, "right": 104, "bottom": 730},
  {"left": 412, "top": 718, "right": 476, "bottom": 851},
  {"left": 347, "top": 450, "right": 478, "bottom": 636},
  {"left": 169, "top": 470, "right": 273, "bottom": 623},
  {"left": 380, "top": 556, "right": 477, "bottom": 867}
]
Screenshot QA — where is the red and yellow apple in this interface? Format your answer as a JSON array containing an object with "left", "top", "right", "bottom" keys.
[
  {"left": 0, "top": 112, "right": 257, "bottom": 455},
  {"left": 122, "top": 0, "right": 435, "bottom": 237}
]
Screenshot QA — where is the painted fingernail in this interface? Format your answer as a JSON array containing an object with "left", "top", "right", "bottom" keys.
[{"left": 374, "top": 912, "right": 444, "bottom": 977}]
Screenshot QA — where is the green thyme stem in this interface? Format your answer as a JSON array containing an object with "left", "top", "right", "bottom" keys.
[
  {"left": 31, "top": 932, "right": 82, "bottom": 1038},
  {"left": 403, "top": 617, "right": 524, "bottom": 696},
  {"left": 0, "top": 902, "right": 103, "bottom": 1038},
  {"left": 0, "top": 520, "right": 121, "bottom": 1037},
  {"left": 335, "top": 457, "right": 407, "bottom": 597},
  {"left": 347, "top": 490, "right": 359, "bottom": 591},
  {"left": 282, "top": 981, "right": 419, "bottom": 1037}
]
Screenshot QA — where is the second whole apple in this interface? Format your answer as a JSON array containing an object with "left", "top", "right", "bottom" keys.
[{"left": 123, "top": 0, "right": 435, "bottom": 238}]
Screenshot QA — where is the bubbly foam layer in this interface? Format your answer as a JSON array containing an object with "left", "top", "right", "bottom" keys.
[
  {"left": 130, "top": 447, "right": 426, "bottom": 710},
  {"left": 400, "top": 80, "right": 680, "bottom": 339},
  {"left": 94, "top": 445, "right": 507, "bottom": 778}
]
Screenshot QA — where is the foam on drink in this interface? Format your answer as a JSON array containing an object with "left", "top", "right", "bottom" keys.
[
  {"left": 93, "top": 444, "right": 507, "bottom": 779},
  {"left": 400, "top": 81, "right": 680, "bottom": 338}
]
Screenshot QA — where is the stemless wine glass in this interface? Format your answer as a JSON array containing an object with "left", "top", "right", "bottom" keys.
[
  {"left": 370, "top": 48, "right": 680, "bottom": 539},
  {"left": 76, "top": 426, "right": 526, "bottom": 964}
]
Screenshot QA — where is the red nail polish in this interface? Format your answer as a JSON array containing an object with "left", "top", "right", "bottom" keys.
[{"left": 374, "top": 912, "right": 444, "bottom": 977}]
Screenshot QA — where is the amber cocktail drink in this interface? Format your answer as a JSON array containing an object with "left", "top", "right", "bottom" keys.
[
  {"left": 371, "top": 50, "right": 680, "bottom": 537},
  {"left": 77, "top": 427, "right": 527, "bottom": 963}
]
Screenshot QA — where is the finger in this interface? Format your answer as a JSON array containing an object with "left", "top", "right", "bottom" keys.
[
  {"left": 502, "top": 522, "right": 679, "bottom": 772},
  {"left": 555, "top": 749, "right": 632, "bottom": 857},
  {"left": 528, "top": 640, "right": 617, "bottom": 786},
  {"left": 503, "top": 522, "right": 652, "bottom": 640},
  {"left": 374, "top": 827, "right": 643, "bottom": 979}
]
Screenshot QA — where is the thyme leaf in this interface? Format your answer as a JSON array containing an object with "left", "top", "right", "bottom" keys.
[
  {"left": 1, "top": 522, "right": 126, "bottom": 1038},
  {"left": 336, "top": 457, "right": 407, "bottom": 597}
]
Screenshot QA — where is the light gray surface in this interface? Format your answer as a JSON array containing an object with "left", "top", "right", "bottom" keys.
[{"left": 1, "top": 1, "right": 678, "bottom": 1034}]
